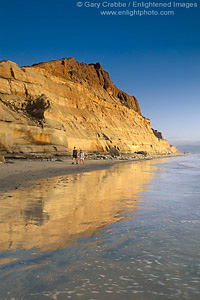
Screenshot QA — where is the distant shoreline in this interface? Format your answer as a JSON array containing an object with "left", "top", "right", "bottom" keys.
[{"left": 0, "top": 153, "right": 184, "bottom": 194}]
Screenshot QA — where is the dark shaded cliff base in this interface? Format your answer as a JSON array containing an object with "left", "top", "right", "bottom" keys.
[{"left": 0, "top": 153, "right": 182, "bottom": 194}]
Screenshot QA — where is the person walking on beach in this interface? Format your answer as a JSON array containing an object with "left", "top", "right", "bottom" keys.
[
  {"left": 78, "top": 149, "right": 85, "bottom": 165},
  {"left": 72, "top": 147, "right": 78, "bottom": 164}
]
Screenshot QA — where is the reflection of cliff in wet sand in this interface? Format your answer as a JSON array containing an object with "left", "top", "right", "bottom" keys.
[{"left": 0, "top": 160, "right": 160, "bottom": 252}]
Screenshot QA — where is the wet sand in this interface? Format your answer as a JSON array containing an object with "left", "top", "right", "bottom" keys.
[
  {"left": 0, "top": 154, "right": 198, "bottom": 299},
  {"left": 0, "top": 158, "right": 124, "bottom": 193},
  {"left": 0, "top": 154, "right": 182, "bottom": 193}
]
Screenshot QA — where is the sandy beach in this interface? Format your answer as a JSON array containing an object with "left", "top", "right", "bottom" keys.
[
  {"left": 0, "top": 153, "right": 183, "bottom": 194},
  {"left": 0, "top": 154, "right": 199, "bottom": 300},
  {"left": 0, "top": 158, "right": 125, "bottom": 193}
]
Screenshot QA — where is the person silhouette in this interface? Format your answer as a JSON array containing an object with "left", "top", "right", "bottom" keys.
[
  {"left": 72, "top": 147, "right": 78, "bottom": 164},
  {"left": 78, "top": 149, "right": 85, "bottom": 164}
]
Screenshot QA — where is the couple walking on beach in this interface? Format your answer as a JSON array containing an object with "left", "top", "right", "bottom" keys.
[{"left": 72, "top": 147, "right": 85, "bottom": 164}]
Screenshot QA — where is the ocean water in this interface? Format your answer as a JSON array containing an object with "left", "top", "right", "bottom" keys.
[{"left": 0, "top": 155, "right": 199, "bottom": 299}]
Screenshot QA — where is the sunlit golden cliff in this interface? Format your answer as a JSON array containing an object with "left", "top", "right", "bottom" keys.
[{"left": 0, "top": 58, "right": 178, "bottom": 156}]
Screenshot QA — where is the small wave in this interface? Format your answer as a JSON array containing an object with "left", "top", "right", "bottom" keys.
[
  {"left": 179, "top": 161, "right": 200, "bottom": 169},
  {"left": 180, "top": 220, "right": 200, "bottom": 224}
]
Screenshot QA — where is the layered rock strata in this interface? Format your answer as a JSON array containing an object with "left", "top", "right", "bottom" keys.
[{"left": 0, "top": 58, "right": 178, "bottom": 157}]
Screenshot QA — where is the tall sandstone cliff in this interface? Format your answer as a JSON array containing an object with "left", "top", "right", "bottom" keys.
[{"left": 0, "top": 58, "right": 178, "bottom": 157}]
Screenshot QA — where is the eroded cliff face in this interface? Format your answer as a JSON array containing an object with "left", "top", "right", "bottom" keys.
[{"left": 0, "top": 58, "right": 178, "bottom": 156}]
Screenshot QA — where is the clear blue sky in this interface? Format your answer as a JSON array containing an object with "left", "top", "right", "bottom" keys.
[{"left": 0, "top": 0, "right": 199, "bottom": 145}]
